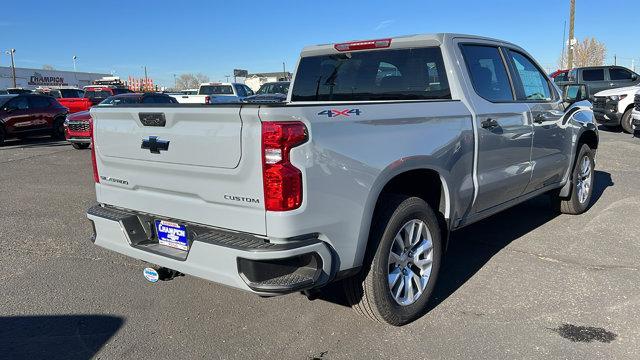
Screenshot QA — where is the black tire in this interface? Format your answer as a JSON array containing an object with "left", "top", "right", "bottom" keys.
[
  {"left": 621, "top": 109, "right": 634, "bottom": 134},
  {"left": 343, "top": 194, "right": 442, "bottom": 326},
  {"left": 558, "top": 144, "right": 596, "bottom": 215},
  {"left": 51, "top": 117, "right": 65, "bottom": 140},
  {"left": 72, "top": 143, "right": 90, "bottom": 150},
  {"left": 0, "top": 126, "right": 5, "bottom": 146}
]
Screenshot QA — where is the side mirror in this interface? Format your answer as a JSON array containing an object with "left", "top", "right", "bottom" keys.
[
  {"left": 563, "top": 84, "right": 589, "bottom": 104},
  {"left": 632, "top": 74, "right": 638, "bottom": 81}
]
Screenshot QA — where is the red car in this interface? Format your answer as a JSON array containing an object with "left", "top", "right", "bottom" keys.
[
  {"left": 549, "top": 69, "right": 570, "bottom": 82},
  {"left": 65, "top": 92, "right": 177, "bottom": 149},
  {"left": 0, "top": 93, "right": 68, "bottom": 145},
  {"left": 83, "top": 85, "right": 132, "bottom": 105},
  {"left": 36, "top": 87, "right": 93, "bottom": 114}
]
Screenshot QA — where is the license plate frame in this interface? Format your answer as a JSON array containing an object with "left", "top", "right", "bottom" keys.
[{"left": 154, "top": 220, "right": 189, "bottom": 251}]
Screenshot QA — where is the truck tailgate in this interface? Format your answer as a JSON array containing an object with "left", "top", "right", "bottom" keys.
[{"left": 90, "top": 105, "right": 266, "bottom": 235}]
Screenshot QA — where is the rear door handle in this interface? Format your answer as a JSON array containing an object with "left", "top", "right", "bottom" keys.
[{"left": 481, "top": 118, "right": 499, "bottom": 129}]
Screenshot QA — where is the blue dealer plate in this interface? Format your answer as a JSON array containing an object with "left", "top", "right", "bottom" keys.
[{"left": 155, "top": 220, "right": 189, "bottom": 251}]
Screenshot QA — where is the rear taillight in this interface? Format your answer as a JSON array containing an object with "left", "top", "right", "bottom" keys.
[
  {"left": 90, "top": 119, "right": 99, "bottom": 183},
  {"left": 334, "top": 38, "right": 391, "bottom": 52},
  {"left": 261, "top": 121, "right": 308, "bottom": 211}
]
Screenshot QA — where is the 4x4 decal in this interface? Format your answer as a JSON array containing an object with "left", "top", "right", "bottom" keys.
[{"left": 317, "top": 109, "right": 361, "bottom": 118}]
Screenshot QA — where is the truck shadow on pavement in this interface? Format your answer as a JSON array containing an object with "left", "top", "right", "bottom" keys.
[
  {"left": 0, "top": 314, "right": 124, "bottom": 360},
  {"left": 319, "top": 171, "right": 614, "bottom": 316}
]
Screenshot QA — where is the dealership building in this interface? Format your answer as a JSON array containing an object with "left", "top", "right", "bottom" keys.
[{"left": 0, "top": 66, "right": 110, "bottom": 90}]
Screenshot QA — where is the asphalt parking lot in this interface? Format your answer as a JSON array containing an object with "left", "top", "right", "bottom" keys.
[{"left": 0, "top": 130, "right": 638, "bottom": 359}]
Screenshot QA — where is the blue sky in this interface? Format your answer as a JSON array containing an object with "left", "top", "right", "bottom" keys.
[{"left": 2, "top": 0, "right": 639, "bottom": 87}]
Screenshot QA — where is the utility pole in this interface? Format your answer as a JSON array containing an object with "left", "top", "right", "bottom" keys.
[
  {"left": 567, "top": 0, "right": 576, "bottom": 69},
  {"left": 561, "top": 21, "right": 567, "bottom": 68},
  {"left": 614, "top": 54, "right": 617, "bottom": 66},
  {"left": 6, "top": 49, "right": 16, "bottom": 88}
]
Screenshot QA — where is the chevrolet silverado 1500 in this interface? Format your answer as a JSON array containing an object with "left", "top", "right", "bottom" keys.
[{"left": 87, "top": 34, "right": 598, "bottom": 325}]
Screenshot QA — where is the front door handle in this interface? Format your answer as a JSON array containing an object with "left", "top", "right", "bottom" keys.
[
  {"left": 610, "top": 83, "right": 616, "bottom": 86},
  {"left": 481, "top": 118, "right": 499, "bottom": 129}
]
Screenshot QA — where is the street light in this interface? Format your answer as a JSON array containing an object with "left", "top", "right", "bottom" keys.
[
  {"left": 5, "top": 49, "right": 16, "bottom": 88},
  {"left": 72, "top": 55, "right": 77, "bottom": 72}
]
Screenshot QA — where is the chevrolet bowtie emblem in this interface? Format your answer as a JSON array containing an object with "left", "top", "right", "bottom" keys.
[{"left": 141, "top": 136, "right": 170, "bottom": 154}]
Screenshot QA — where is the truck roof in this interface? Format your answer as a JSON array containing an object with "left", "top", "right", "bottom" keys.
[{"left": 301, "top": 33, "right": 518, "bottom": 57}]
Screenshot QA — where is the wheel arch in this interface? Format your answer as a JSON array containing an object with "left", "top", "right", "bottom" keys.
[{"left": 354, "top": 160, "right": 451, "bottom": 268}]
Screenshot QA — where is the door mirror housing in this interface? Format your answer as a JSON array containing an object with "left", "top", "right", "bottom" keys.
[
  {"left": 563, "top": 84, "right": 589, "bottom": 104},
  {"left": 632, "top": 74, "right": 638, "bottom": 81}
]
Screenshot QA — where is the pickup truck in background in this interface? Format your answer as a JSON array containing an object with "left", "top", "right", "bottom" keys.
[
  {"left": 592, "top": 85, "right": 640, "bottom": 133},
  {"left": 170, "top": 82, "right": 254, "bottom": 104},
  {"left": 87, "top": 33, "right": 598, "bottom": 326},
  {"left": 556, "top": 66, "right": 640, "bottom": 98},
  {"left": 35, "top": 87, "right": 93, "bottom": 114},
  {"left": 83, "top": 85, "right": 132, "bottom": 105}
]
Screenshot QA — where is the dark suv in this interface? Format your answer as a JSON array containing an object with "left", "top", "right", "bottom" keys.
[
  {"left": 0, "top": 94, "right": 69, "bottom": 145},
  {"left": 557, "top": 66, "right": 640, "bottom": 97}
]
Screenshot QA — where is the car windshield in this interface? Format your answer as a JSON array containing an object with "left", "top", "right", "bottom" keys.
[{"left": 199, "top": 85, "right": 233, "bottom": 95}]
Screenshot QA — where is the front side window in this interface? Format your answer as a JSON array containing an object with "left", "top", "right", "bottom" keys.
[
  {"left": 460, "top": 44, "right": 513, "bottom": 102},
  {"left": 609, "top": 68, "right": 634, "bottom": 81},
  {"left": 243, "top": 85, "right": 254, "bottom": 96},
  {"left": 28, "top": 96, "right": 51, "bottom": 109},
  {"left": 582, "top": 69, "right": 605, "bottom": 81},
  {"left": 507, "top": 50, "right": 552, "bottom": 101},
  {"left": 291, "top": 47, "right": 451, "bottom": 101},
  {"left": 234, "top": 84, "right": 247, "bottom": 97}
]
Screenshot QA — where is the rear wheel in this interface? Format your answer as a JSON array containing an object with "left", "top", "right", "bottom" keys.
[
  {"left": 0, "top": 127, "right": 5, "bottom": 146},
  {"left": 344, "top": 195, "right": 442, "bottom": 326},
  {"left": 72, "top": 143, "right": 90, "bottom": 150},
  {"left": 51, "top": 117, "right": 65, "bottom": 140},
  {"left": 557, "top": 144, "right": 596, "bottom": 215},
  {"left": 621, "top": 109, "right": 634, "bottom": 134}
]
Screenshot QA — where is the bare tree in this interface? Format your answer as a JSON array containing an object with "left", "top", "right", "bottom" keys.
[
  {"left": 42, "top": 64, "right": 55, "bottom": 70},
  {"left": 175, "top": 73, "right": 210, "bottom": 90},
  {"left": 572, "top": 37, "right": 607, "bottom": 67}
]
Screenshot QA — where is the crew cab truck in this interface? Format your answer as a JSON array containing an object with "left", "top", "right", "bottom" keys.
[
  {"left": 170, "top": 82, "right": 254, "bottom": 104},
  {"left": 592, "top": 85, "right": 640, "bottom": 133},
  {"left": 87, "top": 34, "right": 598, "bottom": 326}
]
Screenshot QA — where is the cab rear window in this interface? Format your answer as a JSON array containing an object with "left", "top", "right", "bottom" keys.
[
  {"left": 291, "top": 47, "right": 450, "bottom": 102},
  {"left": 200, "top": 85, "right": 233, "bottom": 95}
]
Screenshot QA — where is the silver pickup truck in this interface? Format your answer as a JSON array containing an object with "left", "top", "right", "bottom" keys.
[{"left": 87, "top": 33, "right": 598, "bottom": 325}]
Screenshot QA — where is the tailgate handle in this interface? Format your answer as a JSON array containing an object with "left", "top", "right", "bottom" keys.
[{"left": 139, "top": 112, "right": 166, "bottom": 127}]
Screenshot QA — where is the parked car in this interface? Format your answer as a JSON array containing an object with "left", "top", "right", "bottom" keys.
[
  {"left": 5, "top": 88, "right": 32, "bottom": 95},
  {"left": 550, "top": 69, "right": 569, "bottom": 82},
  {"left": 243, "top": 81, "right": 290, "bottom": 103},
  {"left": 83, "top": 85, "right": 132, "bottom": 105},
  {"left": 560, "top": 66, "right": 640, "bottom": 97},
  {"left": 35, "top": 87, "right": 93, "bottom": 114},
  {"left": 592, "top": 85, "right": 640, "bottom": 133},
  {"left": 64, "top": 92, "right": 177, "bottom": 149},
  {"left": 170, "top": 82, "right": 254, "bottom": 104},
  {"left": 0, "top": 94, "right": 68, "bottom": 145},
  {"left": 87, "top": 33, "right": 598, "bottom": 326}
]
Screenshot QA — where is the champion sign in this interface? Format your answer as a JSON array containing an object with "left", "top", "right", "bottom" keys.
[{"left": 28, "top": 72, "right": 68, "bottom": 86}]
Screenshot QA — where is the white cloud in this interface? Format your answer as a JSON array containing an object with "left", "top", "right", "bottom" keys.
[{"left": 375, "top": 19, "right": 396, "bottom": 31}]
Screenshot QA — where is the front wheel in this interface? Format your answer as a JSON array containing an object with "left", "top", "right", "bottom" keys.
[
  {"left": 557, "top": 144, "right": 596, "bottom": 214},
  {"left": 621, "top": 109, "right": 634, "bottom": 134},
  {"left": 344, "top": 195, "right": 442, "bottom": 326},
  {"left": 51, "top": 118, "right": 65, "bottom": 140}
]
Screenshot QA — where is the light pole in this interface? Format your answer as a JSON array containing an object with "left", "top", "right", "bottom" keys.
[
  {"left": 72, "top": 55, "right": 77, "bottom": 72},
  {"left": 5, "top": 49, "right": 16, "bottom": 88},
  {"left": 567, "top": 0, "right": 576, "bottom": 69}
]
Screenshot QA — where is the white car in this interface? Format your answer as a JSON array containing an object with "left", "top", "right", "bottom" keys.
[
  {"left": 170, "top": 83, "right": 254, "bottom": 104},
  {"left": 592, "top": 86, "right": 640, "bottom": 133}
]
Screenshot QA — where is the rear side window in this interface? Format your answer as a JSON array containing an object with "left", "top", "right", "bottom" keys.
[
  {"left": 28, "top": 96, "right": 51, "bottom": 109},
  {"left": 609, "top": 68, "right": 634, "bottom": 81},
  {"left": 234, "top": 85, "right": 247, "bottom": 97},
  {"left": 6, "top": 96, "right": 29, "bottom": 110},
  {"left": 506, "top": 50, "right": 552, "bottom": 101},
  {"left": 291, "top": 47, "right": 451, "bottom": 101},
  {"left": 582, "top": 69, "right": 604, "bottom": 81},
  {"left": 59, "top": 89, "right": 84, "bottom": 98},
  {"left": 460, "top": 45, "right": 513, "bottom": 102}
]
